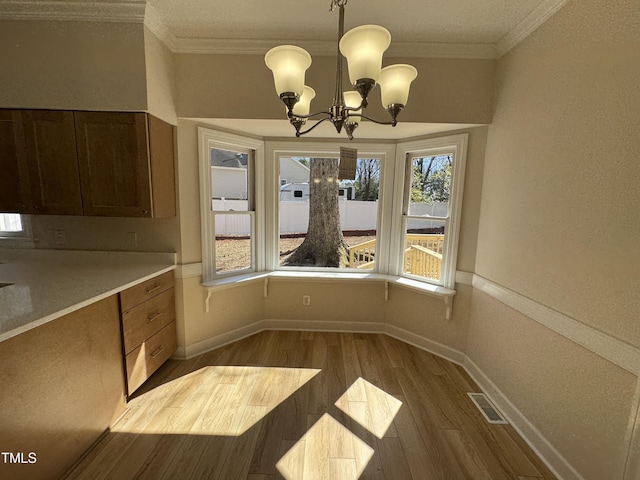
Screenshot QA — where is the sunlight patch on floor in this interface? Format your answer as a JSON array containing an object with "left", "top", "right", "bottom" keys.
[
  {"left": 335, "top": 377, "right": 403, "bottom": 439},
  {"left": 114, "top": 366, "right": 320, "bottom": 436},
  {"left": 276, "top": 413, "right": 375, "bottom": 480}
]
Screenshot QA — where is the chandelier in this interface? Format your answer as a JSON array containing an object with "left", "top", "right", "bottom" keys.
[{"left": 264, "top": 0, "right": 418, "bottom": 140}]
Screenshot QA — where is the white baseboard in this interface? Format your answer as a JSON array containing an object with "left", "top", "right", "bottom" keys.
[
  {"left": 385, "top": 323, "right": 466, "bottom": 366},
  {"left": 463, "top": 355, "right": 584, "bottom": 480},
  {"left": 183, "top": 320, "right": 264, "bottom": 359},
  {"left": 263, "top": 318, "right": 384, "bottom": 334}
]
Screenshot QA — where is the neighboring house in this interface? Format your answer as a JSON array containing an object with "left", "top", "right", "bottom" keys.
[
  {"left": 210, "top": 149, "right": 248, "bottom": 200},
  {"left": 279, "top": 157, "right": 310, "bottom": 185}
]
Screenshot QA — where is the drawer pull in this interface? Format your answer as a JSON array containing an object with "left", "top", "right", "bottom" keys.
[
  {"left": 146, "top": 285, "right": 162, "bottom": 294},
  {"left": 148, "top": 311, "right": 162, "bottom": 321},
  {"left": 150, "top": 346, "right": 164, "bottom": 358}
]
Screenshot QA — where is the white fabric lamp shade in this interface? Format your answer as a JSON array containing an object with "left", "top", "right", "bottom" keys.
[
  {"left": 339, "top": 25, "right": 391, "bottom": 84},
  {"left": 343, "top": 91, "right": 363, "bottom": 120},
  {"left": 292, "top": 86, "right": 316, "bottom": 116},
  {"left": 378, "top": 64, "right": 418, "bottom": 107},
  {"left": 264, "top": 45, "right": 312, "bottom": 96}
]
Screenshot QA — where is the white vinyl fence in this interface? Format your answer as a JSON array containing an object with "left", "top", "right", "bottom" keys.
[{"left": 212, "top": 199, "right": 447, "bottom": 235}]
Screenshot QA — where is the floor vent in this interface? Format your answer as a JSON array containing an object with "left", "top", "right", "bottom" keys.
[{"left": 467, "top": 393, "right": 509, "bottom": 424}]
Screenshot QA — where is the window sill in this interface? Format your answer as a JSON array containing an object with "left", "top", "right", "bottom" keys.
[{"left": 202, "top": 271, "right": 456, "bottom": 319}]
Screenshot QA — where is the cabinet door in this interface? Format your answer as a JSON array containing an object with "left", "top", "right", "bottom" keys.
[
  {"left": 148, "top": 115, "right": 176, "bottom": 218},
  {"left": 0, "top": 110, "right": 31, "bottom": 213},
  {"left": 75, "top": 112, "right": 152, "bottom": 217},
  {"left": 22, "top": 110, "right": 83, "bottom": 215}
]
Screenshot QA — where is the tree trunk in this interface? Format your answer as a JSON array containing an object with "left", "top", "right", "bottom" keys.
[{"left": 284, "top": 158, "right": 349, "bottom": 267}]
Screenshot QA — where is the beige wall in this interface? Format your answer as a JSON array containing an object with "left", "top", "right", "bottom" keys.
[
  {"left": 385, "top": 284, "right": 472, "bottom": 353},
  {"left": 30, "top": 215, "right": 180, "bottom": 254},
  {"left": 469, "top": 0, "right": 640, "bottom": 478},
  {"left": 265, "top": 280, "right": 386, "bottom": 325},
  {"left": 176, "top": 118, "right": 203, "bottom": 265},
  {"left": 467, "top": 289, "right": 637, "bottom": 480},
  {"left": 0, "top": 20, "right": 147, "bottom": 111},
  {"left": 144, "top": 28, "right": 177, "bottom": 125},
  {"left": 175, "top": 54, "right": 495, "bottom": 123},
  {"left": 475, "top": 0, "right": 640, "bottom": 343}
]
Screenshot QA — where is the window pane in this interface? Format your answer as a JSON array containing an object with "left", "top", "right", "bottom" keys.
[
  {"left": 403, "top": 220, "right": 445, "bottom": 281},
  {"left": 0, "top": 214, "right": 23, "bottom": 232},
  {"left": 408, "top": 155, "right": 452, "bottom": 216},
  {"left": 214, "top": 213, "right": 252, "bottom": 274},
  {"left": 279, "top": 156, "right": 380, "bottom": 269},
  {"left": 210, "top": 147, "right": 250, "bottom": 210}
]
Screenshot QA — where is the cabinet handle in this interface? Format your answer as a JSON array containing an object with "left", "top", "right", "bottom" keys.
[
  {"left": 150, "top": 346, "right": 164, "bottom": 358},
  {"left": 148, "top": 311, "right": 161, "bottom": 321},
  {"left": 146, "top": 285, "right": 162, "bottom": 294}
]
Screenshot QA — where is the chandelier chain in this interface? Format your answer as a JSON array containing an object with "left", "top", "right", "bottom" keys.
[{"left": 329, "top": 0, "right": 347, "bottom": 12}]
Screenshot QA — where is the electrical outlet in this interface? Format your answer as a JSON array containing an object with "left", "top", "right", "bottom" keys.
[
  {"left": 303, "top": 295, "right": 311, "bottom": 306},
  {"left": 53, "top": 229, "right": 66, "bottom": 246},
  {"left": 126, "top": 232, "right": 138, "bottom": 248}
]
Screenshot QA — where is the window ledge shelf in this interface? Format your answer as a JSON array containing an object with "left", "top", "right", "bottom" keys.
[{"left": 202, "top": 271, "right": 456, "bottom": 319}]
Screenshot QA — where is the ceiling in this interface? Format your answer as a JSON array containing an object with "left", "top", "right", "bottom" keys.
[
  {"left": 145, "top": 0, "right": 569, "bottom": 58},
  {"left": 0, "top": 0, "right": 569, "bottom": 58}
]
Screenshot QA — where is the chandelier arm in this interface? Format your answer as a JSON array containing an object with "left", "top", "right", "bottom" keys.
[
  {"left": 354, "top": 113, "right": 398, "bottom": 126},
  {"left": 290, "top": 110, "right": 333, "bottom": 120},
  {"left": 295, "top": 116, "right": 333, "bottom": 136}
]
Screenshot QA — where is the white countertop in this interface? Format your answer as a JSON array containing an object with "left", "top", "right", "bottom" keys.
[{"left": 0, "top": 249, "right": 177, "bottom": 342}]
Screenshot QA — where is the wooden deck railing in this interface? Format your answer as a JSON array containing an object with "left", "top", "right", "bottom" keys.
[
  {"left": 348, "top": 239, "right": 377, "bottom": 269},
  {"left": 348, "top": 234, "right": 444, "bottom": 279},
  {"left": 404, "top": 244, "right": 442, "bottom": 279}
]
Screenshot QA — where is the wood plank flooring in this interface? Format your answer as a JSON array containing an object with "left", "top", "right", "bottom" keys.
[{"left": 63, "top": 331, "right": 557, "bottom": 480}]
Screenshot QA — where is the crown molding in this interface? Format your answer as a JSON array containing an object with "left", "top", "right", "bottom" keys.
[
  {"left": 0, "top": 0, "right": 568, "bottom": 60},
  {"left": 143, "top": 3, "right": 177, "bottom": 50},
  {"left": 164, "top": 37, "right": 499, "bottom": 60},
  {"left": 0, "top": 0, "right": 145, "bottom": 23},
  {"left": 496, "top": 0, "right": 570, "bottom": 57}
]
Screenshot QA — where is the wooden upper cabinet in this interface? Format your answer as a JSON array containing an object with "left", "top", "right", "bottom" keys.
[
  {"left": 75, "top": 112, "right": 152, "bottom": 217},
  {"left": 148, "top": 115, "right": 176, "bottom": 218},
  {"left": 74, "top": 112, "right": 175, "bottom": 218},
  {"left": 0, "top": 110, "right": 175, "bottom": 218},
  {"left": 23, "top": 110, "right": 83, "bottom": 215},
  {"left": 0, "top": 110, "right": 31, "bottom": 213}
]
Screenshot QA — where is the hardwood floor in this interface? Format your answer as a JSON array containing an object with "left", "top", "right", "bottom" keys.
[{"left": 63, "top": 331, "right": 557, "bottom": 480}]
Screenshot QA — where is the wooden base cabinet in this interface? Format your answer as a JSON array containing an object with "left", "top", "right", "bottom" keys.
[
  {"left": 119, "top": 271, "right": 177, "bottom": 395},
  {"left": 0, "top": 296, "right": 127, "bottom": 480}
]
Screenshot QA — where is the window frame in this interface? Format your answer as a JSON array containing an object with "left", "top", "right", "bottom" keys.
[
  {"left": 0, "top": 213, "right": 34, "bottom": 247},
  {"left": 390, "top": 134, "right": 468, "bottom": 289},
  {"left": 198, "top": 131, "right": 466, "bottom": 292},
  {"left": 265, "top": 141, "right": 397, "bottom": 273},
  {"left": 198, "top": 127, "right": 265, "bottom": 282}
]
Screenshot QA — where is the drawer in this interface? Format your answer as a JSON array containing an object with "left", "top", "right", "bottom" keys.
[
  {"left": 120, "top": 271, "right": 173, "bottom": 311},
  {"left": 122, "top": 288, "right": 175, "bottom": 354},
  {"left": 125, "top": 321, "right": 176, "bottom": 395}
]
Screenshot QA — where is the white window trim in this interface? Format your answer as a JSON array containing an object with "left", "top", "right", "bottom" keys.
[
  {"left": 391, "top": 133, "right": 468, "bottom": 289},
  {"left": 198, "top": 131, "right": 466, "bottom": 297},
  {"left": 198, "top": 127, "right": 265, "bottom": 282},
  {"left": 0, "top": 214, "right": 35, "bottom": 248},
  {"left": 264, "top": 140, "right": 396, "bottom": 273}
]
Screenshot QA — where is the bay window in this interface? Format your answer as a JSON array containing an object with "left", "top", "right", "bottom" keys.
[{"left": 199, "top": 127, "right": 467, "bottom": 291}]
